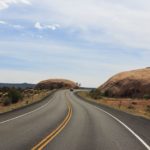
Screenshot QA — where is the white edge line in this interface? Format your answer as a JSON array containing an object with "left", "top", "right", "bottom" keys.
[
  {"left": 0, "top": 94, "right": 55, "bottom": 125},
  {"left": 95, "top": 106, "right": 150, "bottom": 150}
]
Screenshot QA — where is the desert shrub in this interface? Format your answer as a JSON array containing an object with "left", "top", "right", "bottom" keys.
[
  {"left": 8, "top": 89, "right": 23, "bottom": 103},
  {"left": 146, "top": 105, "right": 150, "bottom": 112},
  {"left": 143, "top": 94, "right": 150, "bottom": 100},
  {"left": 128, "top": 105, "right": 135, "bottom": 109},
  {"left": 0, "top": 93, "right": 2, "bottom": 98},
  {"left": 132, "top": 102, "right": 137, "bottom": 105},
  {"left": 3, "top": 97, "right": 12, "bottom": 106},
  {"left": 103, "top": 90, "right": 110, "bottom": 97},
  {"left": 0, "top": 87, "right": 10, "bottom": 93},
  {"left": 89, "top": 89, "right": 102, "bottom": 99}
]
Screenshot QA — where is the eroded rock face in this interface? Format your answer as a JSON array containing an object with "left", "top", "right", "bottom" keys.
[
  {"left": 36, "top": 79, "right": 78, "bottom": 90},
  {"left": 98, "top": 68, "right": 150, "bottom": 98}
]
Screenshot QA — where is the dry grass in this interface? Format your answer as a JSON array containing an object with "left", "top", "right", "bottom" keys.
[
  {"left": 0, "top": 90, "right": 52, "bottom": 114},
  {"left": 77, "top": 91, "right": 150, "bottom": 119}
]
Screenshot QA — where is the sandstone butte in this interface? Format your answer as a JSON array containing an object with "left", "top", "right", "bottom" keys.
[
  {"left": 98, "top": 67, "right": 150, "bottom": 98},
  {"left": 36, "top": 79, "right": 78, "bottom": 90}
]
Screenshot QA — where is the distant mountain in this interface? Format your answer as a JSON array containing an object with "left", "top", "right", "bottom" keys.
[{"left": 0, "top": 83, "right": 35, "bottom": 89}]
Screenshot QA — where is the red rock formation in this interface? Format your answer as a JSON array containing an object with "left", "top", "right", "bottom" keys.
[
  {"left": 36, "top": 79, "right": 78, "bottom": 90},
  {"left": 98, "top": 68, "right": 150, "bottom": 98}
]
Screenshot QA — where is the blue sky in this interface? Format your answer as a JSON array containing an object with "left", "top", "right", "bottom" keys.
[{"left": 0, "top": 0, "right": 150, "bottom": 87}]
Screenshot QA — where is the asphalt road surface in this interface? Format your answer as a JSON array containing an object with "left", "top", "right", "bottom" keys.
[{"left": 0, "top": 90, "right": 150, "bottom": 150}]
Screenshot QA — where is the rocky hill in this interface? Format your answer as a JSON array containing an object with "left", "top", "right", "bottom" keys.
[
  {"left": 98, "top": 68, "right": 150, "bottom": 98},
  {"left": 35, "top": 79, "right": 78, "bottom": 90}
]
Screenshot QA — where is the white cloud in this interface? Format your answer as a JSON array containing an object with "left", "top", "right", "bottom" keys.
[
  {"left": 34, "top": 22, "right": 42, "bottom": 29},
  {"left": 0, "top": 20, "right": 24, "bottom": 29},
  {"left": 46, "top": 24, "right": 60, "bottom": 30},
  {"left": 12, "top": 24, "right": 24, "bottom": 29},
  {"left": 0, "top": 20, "right": 7, "bottom": 24},
  {"left": 34, "top": 22, "right": 60, "bottom": 30},
  {"left": 0, "top": 1, "right": 9, "bottom": 9},
  {"left": 1, "top": 0, "right": 150, "bottom": 49},
  {"left": 0, "top": 0, "right": 31, "bottom": 10},
  {"left": 20, "top": 0, "right": 31, "bottom": 5}
]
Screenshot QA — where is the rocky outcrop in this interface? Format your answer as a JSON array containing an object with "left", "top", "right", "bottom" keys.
[
  {"left": 98, "top": 68, "right": 150, "bottom": 98},
  {"left": 35, "top": 79, "right": 78, "bottom": 90}
]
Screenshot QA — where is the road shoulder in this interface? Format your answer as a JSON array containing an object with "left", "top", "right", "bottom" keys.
[{"left": 74, "top": 91, "right": 150, "bottom": 146}]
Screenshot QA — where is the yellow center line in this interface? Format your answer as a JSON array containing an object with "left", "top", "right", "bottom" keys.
[{"left": 32, "top": 92, "right": 72, "bottom": 150}]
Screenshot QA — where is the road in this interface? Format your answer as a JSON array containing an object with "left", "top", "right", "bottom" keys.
[{"left": 0, "top": 90, "right": 150, "bottom": 150}]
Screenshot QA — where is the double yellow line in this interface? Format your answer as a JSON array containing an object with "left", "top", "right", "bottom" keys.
[{"left": 32, "top": 93, "right": 72, "bottom": 150}]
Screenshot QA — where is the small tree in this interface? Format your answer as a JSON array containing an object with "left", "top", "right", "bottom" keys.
[{"left": 8, "top": 88, "right": 23, "bottom": 103}]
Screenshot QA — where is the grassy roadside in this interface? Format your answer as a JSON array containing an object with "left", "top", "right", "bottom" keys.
[
  {"left": 76, "top": 91, "right": 150, "bottom": 119},
  {"left": 0, "top": 90, "right": 54, "bottom": 114}
]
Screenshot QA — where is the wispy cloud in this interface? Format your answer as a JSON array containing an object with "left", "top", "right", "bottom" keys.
[
  {"left": 0, "top": 20, "right": 24, "bottom": 29},
  {"left": 0, "top": 20, "right": 6, "bottom": 24},
  {"left": 0, "top": 40, "right": 148, "bottom": 86},
  {"left": 34, "top": 22, "right": 60, "bottom": 30},
  {"left": 1, "top": 0, "right": 150, "bottom": 49},
  {"left": 24, "top": 0, "right": 150, "bottom": 49},
  {"left": 12, "top": 24, "right": 24, "bottom": 29},
  {"left": 0, "top": 0, "right": 31, "bottom": 10}
]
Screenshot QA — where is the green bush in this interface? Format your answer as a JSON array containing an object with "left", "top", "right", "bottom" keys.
[
  {"left": 146, "top": 105, "right": 150, "bottom": 112},
  {"left": 3, "top": 97, "right": 12, "bottom": 106},
  {"left": 128, "top": 105, "right": 135, "bottom": 109},
  {"left": 89, "top": 89, "right": 102, "bottom": 99},
  {"left": 143, "top": 94, "right": 150, "bottom": 100},
  {"left": 8, "top": 89, "right": 23, "bottom": 103},
  {"left": 100, "top": 92, "right": 106, "bottom": 97},
  {"left": 103, "top": 90, "right": 109, "bottom": 97}
]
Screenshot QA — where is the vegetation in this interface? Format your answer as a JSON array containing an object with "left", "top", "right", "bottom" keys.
[
  {"left": 143, "top": 94, "right": 150, "bottom": 100},
  {"left": 131, "top": 102, "right": 137, "bottom": 105},
  {"left": 146, "top": 105, "right": 150, "bottom": 112},
  {"left": 77, "top": 91, "right": 150, "bottom": 119},
  {"left": 89, "top": 89, "right": 102, "bottom": 99},
  {"left": 1, "top": 88, "right": 23, "bottom": 106},
  {"left": 89, "top": 89, "right": 108, "bottom": 99},
  {"left": 128, "top": 105, "right": 135, "bottom": 110},
  {"left": 3, "top": 97, "right": 12, "bottom": 106},
  {"left": 0, "top": 87, "right": 52, "bottom": 113},
  {"left": 8, "top": 88, "right": 23, "bottom": 103}
]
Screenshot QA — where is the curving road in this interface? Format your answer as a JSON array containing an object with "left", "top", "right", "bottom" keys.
[{"left": 0, "top": 90, "right": 150, "bottom": 150}]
